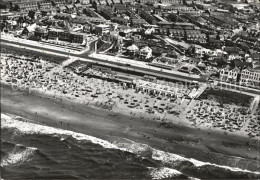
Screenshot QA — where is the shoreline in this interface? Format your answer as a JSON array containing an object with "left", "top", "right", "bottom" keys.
[{"left": 1, "top": 83, "right": 260, "bottom": 172}]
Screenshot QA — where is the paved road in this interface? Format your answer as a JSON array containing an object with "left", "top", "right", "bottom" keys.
[
  {"left": 1, "top": 39, "right": 204, "bottom": 83},
  {"left": 2, "top": 38, "right": 260, "bottom": 95}
]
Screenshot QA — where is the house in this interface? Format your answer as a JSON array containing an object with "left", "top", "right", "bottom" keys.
[
  {"left": 227, "top": 54, "right": 242, "bottom": 61},
  {"left": 54, "top": 13, "right": 105, "bottom": 24},
  {"left": 74, "top": 4, "right": 83, "bottom": 10},
  {"left": 52, "top": 0, "right": 67, "bottom": 7},
  {"left": 66, "top": 4, "right": 75, "bottom": 12},
  {"left": 121, "top": 0, "right": 135, "bottom": 3},
  {"left": 131, "top": 18, "right": 147, "bottom": 27},
  {"left": 238, "top": 35, "right": 258, "bottom": 47},
  {"left": 84, "top": 8, "right": 99, "bottom": 17},
  {"left": 220, "top": 66, "right": 239, "bottom": 83},
  {"left": 47, "top": 28, "right": 86, "bottom": 44},
  {"left": 161, "top": 5, "right": 194, "bottom": 12},
  {"left": 113, "top": 4, "right": 127, "bottom": 13},
  {"left": 70, "top": 31, "right": 85, "bottom": 44},
  {"left": 139, "top": 46, "right": 152, "bottom": 59},
  {"left": 15, "top": 2, "right": 38, "bottom": 12},
  {"left": 139, "top": 10, "right": 157, "bottom": 25},
  {"left": 38, "top": 1, "right": 52, "bottom": 10},
  {"left": 139, "top": 0, "right": 159, "bottom": 4},
  {"left": 58, "top": 5, "right": 67, "bottom": 12},
  {"left": 95, "top": 24, "right": 110, "bottom": 35},
  {"left": 251, "top": 53, "right": 260, "bottom": 62},
  {"left": 185, "top": 30, "right": 206, "bottom": 44},
  {"left": 223, "top": 46, "right": 240, "bottom": 54},
  {"left": 240, "top": 68, "right": 260, "bottom": 88},
  {"left": 127, "top": 44, "right": 139, "bottom": 55},
  {"left": 208, "top": 38, "right": 225, "bottom": 49},
  {"left": 170, "top": 29, "right": 185, "bottom": 39},
  {"left": 160, "top": 0, "right": 183, "bottom": 4},
  {"left": 99, "top": 7, "right": 114, "bottom": 20},
  {"left": 34, "top": 26, "right": 48, "bottom": 38},
  {"left": 113, "top": 0, "right": 121, "bottom": 3},
  {"left": 80, "top": 0, "right": 90, "bottom": 4},
  {"left": 111, "top": 17, "right": 128, "bottom": 25}
]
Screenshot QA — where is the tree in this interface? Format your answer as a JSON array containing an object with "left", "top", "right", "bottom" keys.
[{"left": 28, "top": 11, "right": 35, "bottom": 19}]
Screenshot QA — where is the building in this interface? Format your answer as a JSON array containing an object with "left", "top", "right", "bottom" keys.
[
  {"left": 126, "top": 10, "right": 139, "bottom": 19},
  {"left": 111, "top": 17, "right": 128, "bottom": 25},
  {"left": 220, "top": 66, "right": 239, "bottom": 83},
  {"left": 15, "top": 2, "right": 38, "bottom": 12},
  {"left": 48, "top": 28, "right": 86, "bottom": 44},
  {"left": 139, "top": 0, "right": 159, "bottom": 4},
  {"left": 170, "top": 29, "right": 185, "bottom": 38},
  {"left": 140, "top": 10, "right": 157, "bottom": 25},
  {"left": 121, "top": 0, "right": 135, "bottom": 3},
  {"left": 71, "top": 32, "right": 86, "bottom": 44},
  {"left": 99, "top": 0, "right": 107, "bottom": 5},
  {"left": 161, "top": 5, "right": 194, "bottom": 12},
  {"left": 38, "top": 1, "right": 52, "bottom": 10},
  {"left": 80, "top": 0, "right": 90, "bottom": 4},
  {"left": 139, "top": 46, "right": 152, "bottom": 59},
  {"left": 99, "top": 7, "right": 114, "bottom": 20},
  {"left": 95, "top": 24, "right": 110, "bottom": 35},
  {"left": 113, "top": 4, "right": 127, "bottom": 13},
  {"left": 131, "top": 18, "right": 147, "bottom": 27},
  {"left": 160, "top": 0, "right": 183, "bottom": 4},
  {"left": 34, "top": 26, "right": 48, "bottom": 38},
  {"left": 84, "top": 8, "right": 99, "bottom": 17},
  {"left": 52, "top": 0, "right": 67, "bottom": 7},
  {"left": 54, "top": 13, "right": 105, "bottom": 24},
  {"left": 240, "top": 69, "right": 260, "bottom": 88},
  {"left": 127, "top": 44, "right": 139, "bottom": 55},
  {"left": 185, "top": 30, "right": 206, "bottom": 44}
]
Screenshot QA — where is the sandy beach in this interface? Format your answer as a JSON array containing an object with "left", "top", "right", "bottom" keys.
[{"left": 1, "top": 53, "right": 260, "bottom": 172}]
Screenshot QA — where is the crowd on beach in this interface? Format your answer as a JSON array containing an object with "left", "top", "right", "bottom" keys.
[
  {"left": 1, "top": 53, "right": 260, "bottom": 140},
  {"left": 185, "top": 99, "right": 260, "bottom": 138}
]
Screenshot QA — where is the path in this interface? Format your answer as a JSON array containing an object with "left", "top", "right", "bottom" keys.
[
  {"left": 250, "top": 95, "right": 260, "bottom": 114},
  {"left": 61, "top": 57, "right": 78, "bottom": 67}
]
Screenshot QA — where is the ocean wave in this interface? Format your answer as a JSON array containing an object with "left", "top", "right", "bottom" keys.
[
  {"left": 1, "top": 144, "right": 37, "bottom": 167},
  {"left": 116, "top": 142, "right": 260, "bottom": 176},
  {"left": 2, "top": 113, "right": 118, "bottom": 150},
  {"left": 148, "top": 167, "right": 183, "bottom": 179},
  {"left": 2, "top": 113, "right": 260, "bottom": 177}
]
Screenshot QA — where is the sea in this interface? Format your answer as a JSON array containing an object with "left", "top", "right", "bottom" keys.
[{"left": 1, "top": 113, "right": 260, "bottom": 179}]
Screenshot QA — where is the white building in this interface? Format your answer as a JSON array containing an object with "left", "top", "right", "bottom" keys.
[
  {"left": 139, "top": 46, "right": 152, "bottom": 59},
  {"left": 220, "top": 66, "right": 239, "bottom": 83},
  {"left": 240, "top": 69, "right": 260, "bottom": 88}
]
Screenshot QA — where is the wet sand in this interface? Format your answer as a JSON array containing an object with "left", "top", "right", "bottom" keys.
[{"left": 1, "top": 84, "right": 260, "bottom": 172}]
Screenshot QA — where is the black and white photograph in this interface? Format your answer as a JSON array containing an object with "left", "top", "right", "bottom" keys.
[{"left": 0, "top": 0, "right": 260, "bottom": 179}]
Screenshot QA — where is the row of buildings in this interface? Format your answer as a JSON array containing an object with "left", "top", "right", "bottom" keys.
[
  {"left": 220, "top": 65, "right": 260, "bottom": 88},
  {"left": 1, "top": 0, "right": 259, "bottom": 89}
]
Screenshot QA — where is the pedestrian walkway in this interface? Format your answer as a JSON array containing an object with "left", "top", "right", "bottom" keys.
[
  {"left": 61, "top": 57, "right": 77, "bottom": 67},
  {"left": 250, "top": 95, "right": 260, "bottom": 114}
]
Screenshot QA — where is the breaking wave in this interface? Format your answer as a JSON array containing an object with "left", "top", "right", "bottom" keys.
[
  {"left": 1, "top": 113, "right": 260, "bottom": 179},
  {"left": 1, "top": 144, "right": 37, "bottom": 167}
]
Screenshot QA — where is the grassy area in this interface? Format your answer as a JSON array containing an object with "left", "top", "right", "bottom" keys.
[
  {"left": 1, "top": 44, "right": 68, "bottom": 64},
  {"left": 199, "top": 89, "right": 253, "bottom": 107}
]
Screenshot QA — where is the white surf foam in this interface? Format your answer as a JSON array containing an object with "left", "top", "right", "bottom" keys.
[
  {"left": 1, "top": 144, "right": 37, "bottom": 167},
  {"left": 117, "top": 141, "right": 260, "bottom": 175},
  {"left": 1, "top": 114, "right": 118, "bottom": 149},
  {"left": 2, "top": 113, "right": 260, "bottom": 175},
  {"left": 148, "top": 167, "right": 182, "bottom": 179}
]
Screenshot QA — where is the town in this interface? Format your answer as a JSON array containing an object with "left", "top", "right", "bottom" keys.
[
  {"left": 1, "top": 0, "right": 260, "bottom": 179},
  {"left": 0, "top": 0, "right": 259, "bottom": 90}
]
